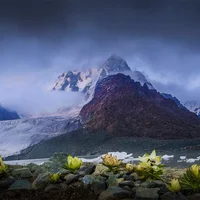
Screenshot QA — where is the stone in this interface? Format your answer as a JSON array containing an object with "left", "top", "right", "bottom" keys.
[
  {"left": 123, "top": 175, "right": 133, "bottom": 181},
  {"left": 131, "top": 172, "right": 141, "bottom": 181},
  {"left": 57, "top": 169, "right": 70, "bottom": 176},
  {"left": 141, "top": 180, "right": 165, "bottom": 188},
  {"left": 12, "top": 168, "right": 33, "bottom": 179},
  {"left": 78, "top": 165, "right": 96, "bottom": 176},
  {"left": 119, "top": 181, "right": 135, "bottom": 188},
  {"left": 98, "top": 186, "right": 132, "bottom": 200},
  {"left": 9, "top": 180, "right": 32, "bottom": 190},
  {"left": 0, "top": 176, "right": 15, "bottom": 189},
  {"left": 32, "top": 173, "right": 50, "bottom": 189},
  {"left": 107, "top": 175, "right": 124, "bottom": 187},
  {"left": 161, "top": 192, "right": 187, "bottom": 200},
  {"left": 187, "top": 193, "right": 200, "bottom": 200},
  {"left": 82, "top": 175, "right": 106, "bottom": 195},
  {"left": 93, "top": 164, "right": 109, "bottom": 176},
  {"left": 64, "top": 174, "right": 79, "bottom": 185},
  {"left": 45, "top": 184, "right": 61, "bottom": 192},
  {"left": 136, "top": 187, "right": 160, "bottom": 200},
  {"left": 26, "top": 163, "right": 39, "bottom": 172}
]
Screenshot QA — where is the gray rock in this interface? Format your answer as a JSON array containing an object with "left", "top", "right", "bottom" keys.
[
  {"left": 0, "top": 176, "right": 15, "bottom": 189},
  {"left": 136, "top": 187, "right": 160, "bottom": 200},
  {"left": 57, "top": 169, "right": 70, "bottom": 176},
  {"left": 82, "top": 175, "right": 106, "bottom": 195},
  {"left": 64, "top": 174, "right": 79, "bottom": 185},
  {"left": 78, "top": 165, "right": 96, "bottom": 176},
  {"left": 141, "top": 180, "right": 165, "bottom": 188},
  {"left": 32, "top": 173, "right": 50, "bottom": 189},
  {"left": 161, "top": 192, "right": 187, "bottom": 200},
  {"left": 98, "top": 186, "right": 132, "bottom": 200},
  {"left": 26, "top": 163, "right": 39, "bottom": 172},
  {"left": 187, "top": 193, "right": 200, "bottom": 200},
  {"left": 107, "top": 175, "right": 124, "bottom": 187},
  {"left": 12, "top": 168, "right": 33, "bottom": 179},
  {"left": 119, "top": 181, "right": 135, "bottom": 188},
  {"left": 9, "top": 179, "right": 32, "bottom": 190},
  {"left": 45, "top": 184, "right": 61, "bottom": 192},
  {"left": 123, "top": 175, "right": 133, "bottom": 181}
]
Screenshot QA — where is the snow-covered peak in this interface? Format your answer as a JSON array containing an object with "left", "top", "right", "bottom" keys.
[
  {"left": 99, "top": 54, "right": 131, "bottom": 78},
  {"left": 184, "top": 101, "right": 200, "bottom": 117},
  {"left": 52, "top": 69, "right": 98, "bottom": 92}
]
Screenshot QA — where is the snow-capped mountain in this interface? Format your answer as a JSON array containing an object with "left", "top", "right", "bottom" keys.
[
  {"left": 52, "top": 54, "right": 155, "bottom": 97},
  {"left": 184, "top": 101, "right": 200, "bottom": 117}
]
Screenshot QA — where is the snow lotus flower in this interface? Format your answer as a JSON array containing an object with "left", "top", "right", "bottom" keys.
[
  {"left": 167, "top": 179, "right": 181, "bottom": 193},
  {"left": 126, "top": 163, "right": 135, "bottom": 172},
  {"left": 102, "top": 153, "right": 122, "bottom": 168},
  {"left": 190, "top": 164, "right": 199, "bottom": 178},
  {"left": 139, "top": 150, "right": 161, "bottom": 166},
  {"left": 49, "top": 173, "right": 60, "bottom": 183},
  {"left": 65, "top": 155, "right": 82, "bottom": 172}
]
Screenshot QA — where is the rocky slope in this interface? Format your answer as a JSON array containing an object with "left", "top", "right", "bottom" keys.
[
  {"left": 80, "top": 73, "right": 200, "bottom": 139},
  {"left": 0, "top": 106, "right": 19, "bottom": 121}
]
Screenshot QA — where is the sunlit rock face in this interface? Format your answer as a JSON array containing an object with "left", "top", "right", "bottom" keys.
[{"left": 80, "top": 73, "right": 200, "bottom": 139}]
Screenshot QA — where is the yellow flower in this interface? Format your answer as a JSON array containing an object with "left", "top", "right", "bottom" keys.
[
  {"left": 167, "top": 179, "right": 181, "bottom": 193},
  {"left": 49, "top": 173, "right": 60, "bottom": 183},
  {"left": 139, "top": 150, "right": 161, "bottom": 166},
  {"left": 65, "top": 155, "right": 82, "bottom": 172},
  {"left": 126, "top": 163, "right": 135, "bottom": 172},
  {"left": 190, "top": 164, "right": 199, "bottom": 178},
  {"left": 102, "top": 153, "right": 122, "bottom": 167}
]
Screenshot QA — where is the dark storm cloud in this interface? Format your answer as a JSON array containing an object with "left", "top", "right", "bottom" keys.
[{"left": 1, "top": 0, "right": 200, "bottom": 42}]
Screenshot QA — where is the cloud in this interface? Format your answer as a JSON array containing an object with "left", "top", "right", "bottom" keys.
[{"left": 0, "top": 72, "right": 84, "bottom": 115}]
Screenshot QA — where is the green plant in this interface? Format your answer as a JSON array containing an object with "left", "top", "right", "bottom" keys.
[
  {"left": 0, "top": 156, "right": 7, "bottom": 177},
  {"left": 135, "top": 150, "right": 164, "bottom": 180},
  {"left": 179, "top": 164, "right": 200, "bottom": 192},
  {"left": 64, "top": 155, "right": 82, "bottom": 173}
]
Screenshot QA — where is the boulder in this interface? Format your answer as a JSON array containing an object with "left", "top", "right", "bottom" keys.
[
  {"left": 64, "top": 174, "right": 79, "bottom": 185},
  {"left": 9, "top": 179, "right": 32, "bottom": 190},
  {"left": 98, "top": 186, "right": 133, "bottom": 200},
  {"left": 32, "top": 173, "right": 50, "bottom": 189},
  {"left": 12, "top": 168, "right": 33, "bottom": 179},
  {"left": 135, "top": 187, "right": 160, "bottom": 200}
]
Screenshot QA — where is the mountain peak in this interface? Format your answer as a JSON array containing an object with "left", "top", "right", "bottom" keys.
[{"left": 100, "top": 54, "right": 131, "bottom": 77}]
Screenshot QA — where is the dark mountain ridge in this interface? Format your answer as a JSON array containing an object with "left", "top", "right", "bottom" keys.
[{"left": 80, "top": 73, "right": 200, "bottom": 139}]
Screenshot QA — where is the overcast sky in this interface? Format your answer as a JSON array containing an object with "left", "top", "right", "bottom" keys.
[{"left": 0, "top": 0, "right": 200, "bottom": 113}]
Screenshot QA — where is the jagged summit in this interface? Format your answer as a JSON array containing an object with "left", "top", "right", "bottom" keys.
[
  {"left": 52, "top": 54, "right": 155, "bottom": 95},
  {"left": 99, "top": 54, "right": 131, "bottom": 78}
]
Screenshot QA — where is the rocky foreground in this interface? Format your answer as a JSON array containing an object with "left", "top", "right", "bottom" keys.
[{"left": 0, "top": 153, "right": 200, "bottom": 200}]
